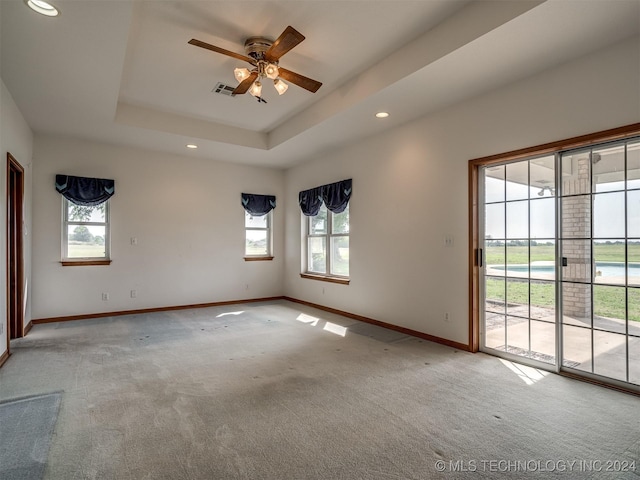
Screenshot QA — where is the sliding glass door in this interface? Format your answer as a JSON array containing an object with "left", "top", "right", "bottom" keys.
[
  {"left": 481, "top": 156, "right": 557, "bottom": 367},
  {"left": 560, "top": 140, "right": 640, "bottom": 384},
  {"left": 479, "top": 137, "right": 640, "bottom": 389}
]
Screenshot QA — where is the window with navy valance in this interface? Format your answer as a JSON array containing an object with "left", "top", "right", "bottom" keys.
[
  {"left": 298, "top": 186, "right": 324, "bottom": 216},
  {"left": 55, "top": 175, "right": 115, "bottom": 206},
  {"left": 299, "top": 179, "right": 352, "bottom": 216},
  {"left": 241, "top": 193, "right": 276, "bottom": 216}
]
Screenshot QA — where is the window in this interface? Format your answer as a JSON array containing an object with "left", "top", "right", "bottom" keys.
[
  {"left": 307, "top": 203, "right": 349, "bottom": 277},
  {"left": 245, "top": 210, "right": 272, "bottom": 258},
  {"left": 62, "top": 198, "right": 110, "bottom": 261}
]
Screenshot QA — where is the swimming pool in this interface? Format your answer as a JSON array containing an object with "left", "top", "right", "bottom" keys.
[{"left": 490, "top": 262, "right": 640, "bottom": 277}]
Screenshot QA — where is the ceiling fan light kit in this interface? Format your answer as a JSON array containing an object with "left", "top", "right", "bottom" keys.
[
  {"left": 233, "top": 67, "right": 251, "bottom": 83},
  {"left": 189, "top": 26, "right": 322, "bottom": 103},
  {"left": 273, "top": 78, "right": 288, "bottom": 95},
  {"left": 264, "top": 63, "right": 279, "bottom": 80},
  {"left": 248, "top": 80, "right": 262, "bottom": 98}
]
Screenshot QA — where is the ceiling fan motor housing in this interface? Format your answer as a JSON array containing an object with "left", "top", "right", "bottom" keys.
[{"left": 244, "top": 37, "right": 274, "bottom": 61}]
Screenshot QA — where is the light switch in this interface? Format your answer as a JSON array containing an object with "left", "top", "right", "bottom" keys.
[{"left": 444, "top": 235, "right": 454, "bottom": 247}]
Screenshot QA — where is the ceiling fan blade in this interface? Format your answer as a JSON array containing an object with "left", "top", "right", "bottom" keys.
[
  {"left": 265, "top": 26, "right": 305, "bottom": 62},
  {"left": 232, "top": 72, "right": 259, "bottom": 95},
  {"left": 188, "top": 39, "right": 255, "bottom": 65},
  {"left": 278, "top": 68, "right": 322, "bottom": 93}
]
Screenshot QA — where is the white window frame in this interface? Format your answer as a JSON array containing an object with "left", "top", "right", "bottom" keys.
[
  {"left": 306, "top": 204, "right": 349, "bottom": 278},
  {"left": 244, "top": 210, "right": 272, "bottom": 259},
  {"left": 62, "top": 197, "right": 110, "bottom": 262}
]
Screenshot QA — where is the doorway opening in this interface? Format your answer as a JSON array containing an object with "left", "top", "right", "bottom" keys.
[{"left": 6, "top": 153, "right": 25, "bottom": 353}]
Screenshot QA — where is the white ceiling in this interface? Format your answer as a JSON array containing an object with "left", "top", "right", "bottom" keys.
[{"left": 1, "top": 0, "right": 639, "bottom": 168}]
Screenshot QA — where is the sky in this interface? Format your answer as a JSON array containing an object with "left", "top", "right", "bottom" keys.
[{"left": 484, "top": 178, "right": 640, "bottom": 243}]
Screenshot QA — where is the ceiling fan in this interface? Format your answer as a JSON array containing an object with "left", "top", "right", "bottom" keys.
[{"left": 188, "top": 26, "right": 322, "bottom": 99}]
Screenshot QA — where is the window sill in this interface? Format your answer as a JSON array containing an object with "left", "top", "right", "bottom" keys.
[
  {"left": 244, "top": 256, "right": 274, "bottom": 262},
  {"left": 300, "top": 273, "right": 350, "bottom": 285},
  {"left": 61, "top": 259, "right": 112, "bottom": 266}
]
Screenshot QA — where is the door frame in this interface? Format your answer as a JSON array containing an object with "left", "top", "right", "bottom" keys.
[{"left": 6, "top": 152, "right": 25, "bottom": 355}]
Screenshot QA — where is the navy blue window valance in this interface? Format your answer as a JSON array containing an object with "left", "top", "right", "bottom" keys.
[
  {"left": 299, "top": 179, "right": 352, "bottom": 216},
  {"left": 241, "top": 193, "right": 276, "bottom": 216},
  {"left": 55, "top": 175, "right": 115, "bottom": 206}
]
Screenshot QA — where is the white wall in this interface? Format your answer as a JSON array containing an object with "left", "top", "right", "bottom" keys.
[
  {"left": 284, "top": 37, "right": 640, "bottom": 345},
  {"left": 0, "top": 79, "right": 34, "bottom": 358},
  {"left": 24, "top": 36, "right": 640, "bottom": 342},
  {"left": 31, "top": 137, "right": 284, "bottom": 319}
]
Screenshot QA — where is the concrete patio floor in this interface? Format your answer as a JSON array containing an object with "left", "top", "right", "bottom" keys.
[{"left": 484, "top": 306, "right": 640, "bottom": 386}]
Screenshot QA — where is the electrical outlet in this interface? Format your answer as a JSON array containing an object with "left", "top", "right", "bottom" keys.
[
  {"left": 130, "top": 290, "right": 137, "bottom": 298},
  {"left": 102, "top": 293, "right": 109, "bottom": 301}
]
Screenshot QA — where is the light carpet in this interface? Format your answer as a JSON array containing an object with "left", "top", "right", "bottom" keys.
[
  {"left": 0, "top": 300, "right": 638, "bottom": 479},
  {"left": 0, "top": 392, "right": 62, "bottom": 480}
]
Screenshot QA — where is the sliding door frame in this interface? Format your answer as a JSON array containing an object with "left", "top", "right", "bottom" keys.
[{"left": 469, "top": 124, "right": 640, "bottom": 390}]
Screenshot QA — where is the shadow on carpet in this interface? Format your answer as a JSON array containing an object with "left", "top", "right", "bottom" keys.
[{"left": 0, "top": 392, "right": 62, "bottom": 480}]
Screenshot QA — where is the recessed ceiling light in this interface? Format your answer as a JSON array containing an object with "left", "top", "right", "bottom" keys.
[
  {"left": 25, "top": 0, "right": 60, "bottom": 17},
  {"left": 375, "top": 112, "right": 390, "bottom": 118},
  {"left": 186, "top": 144, "right": 198, "bottom": 149}
]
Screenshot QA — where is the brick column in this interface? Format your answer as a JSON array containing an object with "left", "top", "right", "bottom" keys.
[{"left": 562, "top": 155, "right": 592, "bottom": 320}]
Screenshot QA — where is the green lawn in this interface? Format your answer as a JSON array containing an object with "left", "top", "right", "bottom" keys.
[
  {"left": 68, "top": 242, "right": 106, "bottom": 258},
  {"left": 486, "top": 244, "right": 640, "bottom": 321},
  {"left": 246, "top": 245, "right": 268, "bottom": 255},
  {"left": 486, "top": 278, "right": 554, "bottom": 309},
  {"left": 486, "top": 244, "right": 554, "bottom": 265},
  {"left": 486, "top": 278, "right": 640, "bottom": 321}
]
